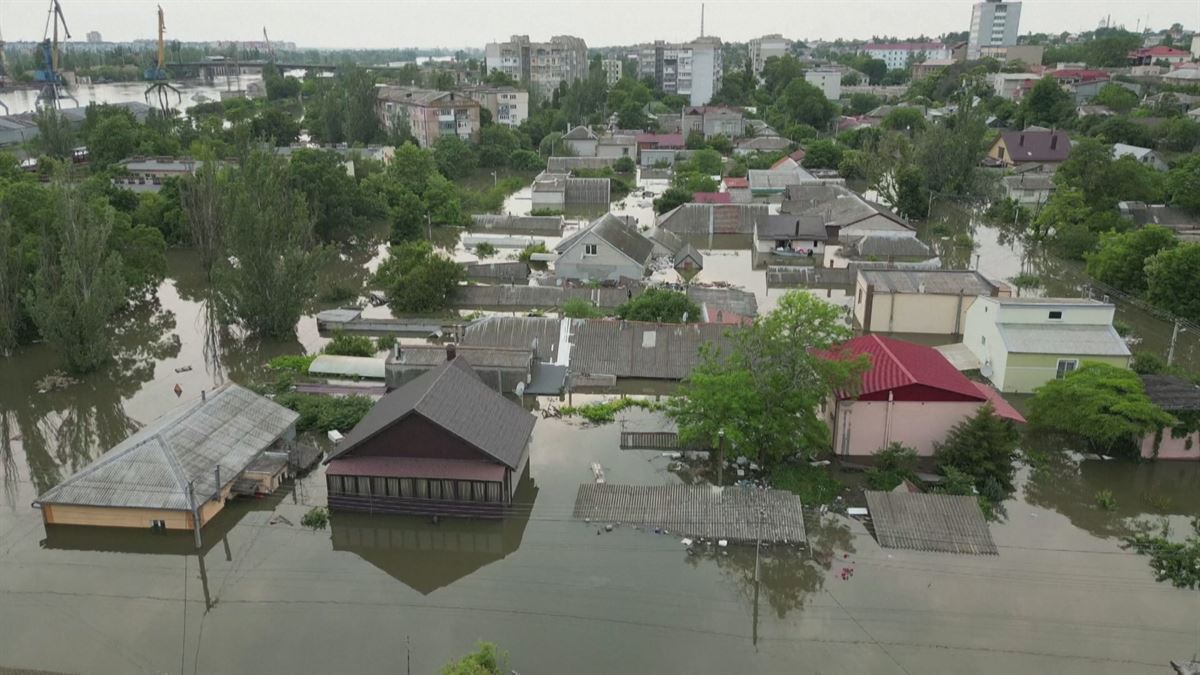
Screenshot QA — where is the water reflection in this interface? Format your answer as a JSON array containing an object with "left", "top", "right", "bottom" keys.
[{"left": 329, "top": 475, "right": 538, "bottom": 595}]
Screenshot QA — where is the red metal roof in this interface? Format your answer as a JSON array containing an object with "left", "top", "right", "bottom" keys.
[
  {"left": 828, "top": 335, "right": 986, "bottom": 402},
  {"left": 1050, "top": 69, "right": 1110, "bottom": 82},
  {"left": 326, "top": 456, "right": 507, "bottom": 481},
  {"left": 722, "top": 177, "right": 749, "bottom": 189},
  {"left": 692, "top": 192, "right": 732, "bottom": 204},
  {"left": 703, "top": 305, "right": 751, "bottom": 325},
  {"left": 971, "top": 382, "right": 1026, "bottom": 423}
]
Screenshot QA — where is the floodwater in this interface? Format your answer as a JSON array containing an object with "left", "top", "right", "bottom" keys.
[
  {"left": 2, "top": 177, "right": 1200, "bottom": 673},
  {"left": 0, "top": 80, "right": 263, "bottom": 116}
]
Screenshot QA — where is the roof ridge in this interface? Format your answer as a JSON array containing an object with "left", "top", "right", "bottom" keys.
[{"left": 871, "top": 334, "right": 918, "bottom": 387}]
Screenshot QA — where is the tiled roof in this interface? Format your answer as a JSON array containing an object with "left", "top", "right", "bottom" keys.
[
  {"left": 997, "top": 130, "right": 1071, "bottom": 162},
  {"left": 555, "top": 213, "right": 653, "bottom": 264},
  {"left": 1141, "top": 374, "right": 1200, "bottom": 412},
  {"left": 827, "top": 334, "right": 986, "bottom": 402}
]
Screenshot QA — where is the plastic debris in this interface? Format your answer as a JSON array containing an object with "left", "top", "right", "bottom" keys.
[
  {"left": 846, "top": 507, "right": 869, "bottom": 517},
  {"left": 736, "top": 468, "right": 745, "bottom": 477},
  {"left": 717, "top": 539, "right": 728, "bottom": 547},
  {"left": 809, "top": 460, "right": 831, "bottom": 467},
  {"left": 749, "top": 462, "right": 760, "bottom": 472},
  {"left": 736, "top": 456, "right": 749, "bottom": 467},
  {"left": 605, "top": 524, "right": 613, "bottom": 532},
  {"left": 661, "top": 451, "right": 682, "bottom": 459},
  {"left": 681, "top": 538, "right": 693, "bottom": 547},
  {"left": 174, "top": 365, "right": 192, "bottom": 373},
  {"left": 327, "top": 429, "right": 344, "bottom": 443}
]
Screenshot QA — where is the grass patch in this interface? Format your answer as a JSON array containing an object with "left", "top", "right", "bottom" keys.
[
  {"left": 275, "top": 393, "right": 374, "bottom": 433},
  {"left": 768, "top": 463, "right": 844, "bottom": 505},
  {"left": 559, "top": 398, "right": 665, "bottom": 424},
  {"left": 323, "top": 332, "right": 376, "bottom": 357}
]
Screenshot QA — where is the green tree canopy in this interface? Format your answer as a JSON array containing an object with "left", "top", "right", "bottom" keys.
[
  {"left": 881, "top": 107, "right": 926, "bottom": 133},
  {"left": 1026, "top": 362, "right": 1174, "bottom": 456},
  {"left": 1017, "top": 77, "right": 1074, "bottom": 128},
  {"left": 801, "top": 140, "right": 843, "bottom": 169},
  {"left": 1091, "top": 84, "right": 1139, "bottom": 113},
  {"left": 1167, "top": 155, "right": 1200, "bottom": 214},
  {"left": 933, "top": 403, "right": 1021, "bottom": 502},
  {"left": 432, "top": 135, "right": 479, "bottom": 180},
  {"left": 616, "top": 288, "right": 700, "bottom": 323},
  {"left": 1085, "top": 225, "right": 1177, "bottom": 293},
  {"left": 1145, "top": 244, "right": 1200, "bottom": 322},
  {"left": 374, "top": 240, "right": 465, "bottom": 313},
  {"left": 288, "top": 148, "right": 367, "bottom": 241},
  {"left": 440, "top": 642, "right": 508, "bottom": 675}
]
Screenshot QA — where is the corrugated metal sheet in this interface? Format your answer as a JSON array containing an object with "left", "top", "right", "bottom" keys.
[
  {"left": 546, "top": 156, "right": 619, "bottom": 172},
  {"left": 569, "top": 319, "right": 732, "bottom": 380},
  {"left": 462, "top": 261, "right": 531, "bottom": 283},
  {"left": 830, "top": 335, "right": 985, "bottom": 401},
  {"left": 865, "top": 491, "right": 997, "bottom": 555},
  {"left": 564, "top": 177, "right": 611, "bottom": 204},
  {"left": 860, "top": 269, "right": 997, "bottom": 295},
  {"left": 309, "top": 355, "right": 387, "bottom": 379},
  {"left": 35, "top": 384, "right": 298, "bottom": 511},
  {"left": 572, "top": 484, "right": 807, "bottom": 543},
  {"left": 461, "top": 316, "right": 561, "bottom": 361},
  {"left": 470, "top": 214, "right": 565, "bottom": 234},
  {"left": 995, "top": 323, "right": 1131, "bottom": 356}
]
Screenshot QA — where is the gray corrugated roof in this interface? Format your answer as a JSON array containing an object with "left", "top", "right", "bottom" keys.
[
  {"left": 865, "top": 491, "right": 997, "bottom": 555},
  {"left": 844, "top": 233, "right": 933, "bottom": 258},
  {"left": 755, "top": 213, "right": 828, "bottom": 240},
  {"left": 563, "top": 125, "right": 598, "bottom": 141},
  {"left": 995, "top": 323, "right": 1131, "bottom": 356},
  {"left": 35, "top": 384, "right": 298, "bottom": 511},
  {"left": 1141, "top": 374, "right": 1200, "bottom": 411},
  {"left": 557, "top": 213, "right": 653, "bottom": 264},
  {"left": 390, "top": 345, "right": 533, "bottom": 369},
  {"left": 471, "top": 214, "right": 564, "bottom": 233},
  {"left": 569, "top": 319, "right": 733, "bottom": 379},
  {"left": 328, "top": 358, "right": 536, "bottom": 469},
  {"left": 860, "top": 269, "right": 997, "bottom": 295},
  {"left": 461, "top": 316, "right": 561, "bottom": 361},
  {"left": 748, "top": 167, "right": 816, "bottom": 190}
]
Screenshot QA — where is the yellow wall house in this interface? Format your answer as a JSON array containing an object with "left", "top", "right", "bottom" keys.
[
  {"left": 33, "top": 384, "right": 298, "bottom": 531},
  {"left": 854, "top": 269, "right": 1009, "bottom": 336}
]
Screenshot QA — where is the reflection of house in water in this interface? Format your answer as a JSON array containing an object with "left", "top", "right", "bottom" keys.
[
  {"left": 330, "top": 477, "right": 538, "bottom": 595},
  {"left": 325, "top": 353, "right": 537, "bottom": 517}
]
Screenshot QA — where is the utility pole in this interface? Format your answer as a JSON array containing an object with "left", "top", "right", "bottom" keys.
[
  {"left": 406, "top": 635, "right": 411, "bottom": 675},
  {"left": 717, "top": 429, "right": 725, "bottom": 486},
  {"left": 1167, "top": 318, "right": 1183, "bottom": 366},
  {"left": 752, "top": 503, "right": 764, "bottom": 646},
  {"left": 426, "top": 213, "right": 432, "bottom": 240}
]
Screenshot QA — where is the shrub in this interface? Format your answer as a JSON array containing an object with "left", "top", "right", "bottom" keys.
[
  {"left": 559, "top": 398, "right": 664, "bottom": 424},
  {"left": 613, "top": 156, "right": 636, "bottom": 173},
  {"left": 376, "top": 335, "right": 396, "bottom": 352},
  {"left": 301, "top": 507, "right": 329, "bottom": 529},
  {"left": 934, "top": 403, "right": 1020, "bottom": 506},
  {"left": 616, "top": 288, "right": 701, "bottom": 323},
  {"left": 267, "top": 354, "right": 316, "bottom": 375},
  {"left": 276, "top": 393, "right": 374, "bottom": 432},
  {"left": 518, "top": 242, "right": 549, "bottom": 262},
  {"left": 561, "top": 297, "right": 602, "bottom": 318},
  {"left": 475, "top": 242, "right": 498, "bottom": 258},
  {"left": 323, "top": 332, "right": 377, "bottom": 357},
  {"left": 768, "top": 463, "right": 844, "bottom": 505},
  {"left": 865, "top": 442, "right": 919, "bottom": 491}
]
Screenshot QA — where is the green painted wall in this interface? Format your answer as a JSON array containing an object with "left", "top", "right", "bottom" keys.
[{"left": 1001, "top": 354, "right": 1131, "bottom": 393}]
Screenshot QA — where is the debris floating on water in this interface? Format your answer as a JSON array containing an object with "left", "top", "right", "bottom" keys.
[{"left": 35, "top": 371, "right": 79, "bottom": 394}]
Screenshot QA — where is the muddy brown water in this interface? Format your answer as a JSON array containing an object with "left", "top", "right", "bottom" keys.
[{"left": 1, "top": 186, "right": 1199, "bottom": 674}]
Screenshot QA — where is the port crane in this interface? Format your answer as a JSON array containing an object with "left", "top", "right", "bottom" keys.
[
  {"left": 144, "top": 4, "right": 180, "bottom": 112},
  {"left": 34, "top": 0, "right": 77, "bottom": 109}
]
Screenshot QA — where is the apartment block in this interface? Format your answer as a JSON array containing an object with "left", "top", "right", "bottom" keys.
[
  {"left": 862, "top": 42, "right": 952, "bottom": 70},
  {"left": 484, "top": 35, "right": 589, "bottom": 99},
  {"left": 968, "top": 0, "right": 1022, "bottom": 60},
  {"left": 804, "top": 68, "right": 842, "bottom": 100},
  {"left": 602, "top": 59, "right": 623, "bottom": 87},
  {"left": 462, "top": 86, "right": 529, "bottom": 128},
  {"left": 376, "top": 86, "right": 481, "bottom": 148},
  {"left": 748, "top": 34, "right": 791, "bottom": 79},
  {"left": 636, "top": 36, "right": 723, "bottom": 106}
]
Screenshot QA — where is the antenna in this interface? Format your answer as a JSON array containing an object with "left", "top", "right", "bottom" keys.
[{"left": 700, "top": 3, "right": 705, "bottom": 37}]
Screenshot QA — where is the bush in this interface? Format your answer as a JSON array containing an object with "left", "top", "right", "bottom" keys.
[
  {"left": 613, "top": 156, "right": 636, "bottom": 173},
  {"left": 559, "top": 398, "right": 663, "bottom": 424},
  {"left": 865, "top": 442, "right": 919, "bottom": 491},
  {"left": 934, "top": 403, "right": 1020, "bottom": 507},
  {"left": 768, "top": 463, "right": 843, "bottom": 505},
  {"left": 376, "top": 335, "right": 396, "bottom": 352},
  {"left": 561, "top": 297, "right": 602, "bottom": 318},
  {"left": 616, "top": 288, "right": 701, "bottom": 323},
  {"left": 509, "top": 149, "right": 545, "bottom": 171},
  {"left": 323, "top": 332, "right": 377, "bottom": 357},
  {"left": 518, "top": 242, "right": 548, "bottom": 262},
  {"left": 475, "top": 242, "right": 498, "bottom": 258},
  {"left": 276, "top": 393, "right": 374, "bottom": 433},
  {"left": 301, "top": 507, "right": 329, "bottom": 529},
  {"left": 1122, "top": 518, "right": 1200, "bottom": 589},
  {"left": 267, "top": 354, "right": 316, "bottom": 375}
]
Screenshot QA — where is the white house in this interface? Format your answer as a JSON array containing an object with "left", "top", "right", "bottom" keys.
[
  {"left": 1000, "top": 173, "right": 1055, "bottom": 208},
  {"left": 562, "top": 126, "right": 599, "bottom": 156},
  {"left": 1112, "top": 143, "right": 1169, "bottom": 172},
  {"left": 804, "top": 68, "right": 842, "bottom": 101},
  {"left": 554, "top": 213, "right": 654, "bottom": 282},
  {"left": 862, "top": 42, "right": 951, "bottom": 71},
  {"left": 963, "top": 297, "right": 1132, "bottom": 394},
  {"left": 854, "top": 269, "right": 1006, "bottom": 335}
]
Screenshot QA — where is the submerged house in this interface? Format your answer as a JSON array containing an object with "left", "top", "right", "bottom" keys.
[
  {"left": 1140, "top": 374, "right": 1200, "bottom": 460},
  {"left": 823, "top": 335, "right": 1024, "bottom": 457},
  {"left": 753, "top": 213, "right": 829, "bottom": 256},
  {"left": 33, "top": 384, "right": 298, "bottom": 531},
  {"left": 854, "top": 269, "right": 1006, "bottom": 335},
  {"left": 554, "top": 213, "right": 653, "bottom": 282},
  {"left": 962, "top": 297, "right": 1131, "bottom": 394},
  {"left": 325, "top": 355, "right": 536, "bottom": 517}
]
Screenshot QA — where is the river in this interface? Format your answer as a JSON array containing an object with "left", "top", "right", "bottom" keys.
[
  {"left": 0, "top": 79, "right": 262, "bottom": 116},
  {"left": 1, "top": 174, "right": 1198, "bottom": 674}
]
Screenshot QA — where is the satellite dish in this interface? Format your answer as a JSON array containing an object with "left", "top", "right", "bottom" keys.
[{"left": 981, "top": 361, "right": 994, "bottom": 378}]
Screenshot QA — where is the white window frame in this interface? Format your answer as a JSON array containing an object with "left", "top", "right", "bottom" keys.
[
  {"left": 1055, "top": 358, "right": 1079, "bottom": 379},
  {"left": 583, "top": 243, "right": 598, "bottom": 256}
]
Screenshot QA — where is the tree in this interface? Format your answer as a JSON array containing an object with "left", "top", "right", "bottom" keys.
[
  {"left": 801, "top": 140, "right": 843, "bottom": 169},
  {"left": 0, "top": 218, "right": 25, "bottom": 354},
  {"left": 32, "top": 108, "right": 75, "bottom": 159},
  {"left": 179, "top": 155, "right": 224, "bottom": 277},
  {"left": 509, "top": 149, "right": 544, "bottom": 171},
  {"left": 288, "top": 149, "right": 365, "bottom": 241},
  {"left": 1017, "top": 77, "right": 1074, "bottom": 128},
  {"left": 440, "top": 642, "right": 508, "bottom": 675},
  {"left": 1091, "top": 116, "right": 1154, "bottom": 148},
  {"left": 1085, "top": 226, "right": 1177, "bottom": 293},
  {"left": 685, "top": 148, "right": 724, "bottom": 176},
  {"left": 847, "top": 92, "right": 881, "bottom": 116},
  {"left": 477, "top": 124, "right": 519, "bottom": 168},
  {"left": 1145, "top": 244, "right": 1200, "bottom": 321},
  {"left": 1026, "top": 363, "right": 1174, "bottom": 456},
  {"left": 933, "top": 403, "right": 1020, "bottom": 501},
  {"left": 28, "top": 184, "right": 128, "bottom": 373},
  {"left": 1035, "top": 188, "right": 1128, "bottom": 260},
  {"left": 424, "top": 173, "right": 463, "bottom": 225},
  {"left": 858, "top": 58, "right": 887, "bottom": 85},
  {"left": 375, "top": 241, "right": 464, "bottom": 313},
  {"left": 213, "top": 151, "right": 324, "bottom": 337},
  {"left": 1091, "top": 83, "right": 1139, "bottom": 113},
  {"left": 770, "top": 79, "right": 836, "bottom": 131},
  {"left": 340, "top": 66, "right": 382, "bottom": 144},
  {"left": 1154, "top": 117, "right": 1200, "bottom": 153},
  {"left": 654, "top": 186, "right": 692, "bottom": 214},
  {"left": 668, "top": 292, "right": 866, "bottom": 463},
  {"left": 389, "top": 142, "right": 439, "bottom": 195},
  {"left": 761, "top": 55, "right": 804, "bottom": 94},
  {"left": 432, "top": 135, "right": 478, "bottom": 180},
  {"left": 1167, "top": 155, "right": 1200, "bottom": 214},
  {"left": 250, "top": 107, "right": 301, "bottom": 145},
  {"left": 616, "top": 288, "right": 700, "bottom": 323},
  {"left": 1055, "top": 138, "right": 1164, "bottom": 211},
  {"left": 914, "top": 101, "right": 989, "bottom": 198},
  {"left": 85, "top": 111, "right": 140, "bottom": 170},
  {"left": 881, "top": 107, "right": 926, "bottom": 133}
]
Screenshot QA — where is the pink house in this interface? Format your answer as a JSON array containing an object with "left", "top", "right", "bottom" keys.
[
  {"left": 1140, "top": 374, "right": 1200, "bottom": 460},
  {"left": 823, "top": 335, "right": 1024, "bottom": 457}
]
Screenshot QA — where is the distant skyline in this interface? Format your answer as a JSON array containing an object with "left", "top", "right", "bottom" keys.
[{"left": 4, "top": 0, "right": 1198, "bottom": 50}]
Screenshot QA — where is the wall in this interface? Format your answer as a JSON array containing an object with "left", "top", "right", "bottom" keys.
[
  {"left": 596, "top": 143, "right": 634, "bottom": 159},
  {"left": 834, "top": 399, "right": 986, "bottom": 456},
  {"left": 857, "top": 285, "right": 978, "bottom": 335},
  {"left": 41, "top": 498, "right": 226, "bottom": 530},
  {"left": 963, "top": 300, "right": 1009, "bottom": 390},
  {"left": 994, "top": 302, "right": 1115, "bottom": 326},
  {"left": 564, "top": 139, "right": 597, "bottom": 157},
  {"left": 555, "top": 231, "right": 641, "bottom": 282},
  {"left": 338, "top": 413, "right": 497, "bottom": 463},
  {"left": 1141, "top": 430, "right": 1200, "bottom": 460},
  {"left": 640, "top": 148, "right": 677, "bottom": 167},
  {"left": 1000, "top": 353, "right": 1131, "bottom": 394}
]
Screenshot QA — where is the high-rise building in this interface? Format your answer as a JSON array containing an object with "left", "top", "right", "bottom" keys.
[
  {"left": 748, "top": 34, "right": 792, "bottom": 80},
  {"left": 968, "top": 0, "right": 1022, "bottom": 60},
  {"left": 636, "top": 36, "right": 723, "bottom": 106},
  {"left": 602, "top": 59, "right": 623, "bottom": 88},
  {"left": 484, "top": 35, "right": 589, "bottom": 99}
]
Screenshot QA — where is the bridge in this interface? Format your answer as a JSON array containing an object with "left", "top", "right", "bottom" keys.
[{"left": 171, "top": 60, "right": 419, "bottom": 83}]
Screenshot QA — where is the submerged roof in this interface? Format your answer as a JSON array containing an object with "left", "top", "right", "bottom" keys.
[
  {"left": 866, "top": 491, "right": 997, "bottom": 555},
  {"left": 1141, "top": 374, "right": 1200, "bottom": 412},
  {"left": 35, "top": 384, "right": 298, "bottom": 511},
  {"left": 327, "top": 358, "right": 536, "bottom": 469}
]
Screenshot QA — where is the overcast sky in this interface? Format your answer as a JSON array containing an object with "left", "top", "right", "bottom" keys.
[{"left": 5, "top": 0, "right": 1198, "bottom": 49}]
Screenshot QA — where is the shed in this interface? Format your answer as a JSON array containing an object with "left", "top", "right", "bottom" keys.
[
  {"left": 325, "top": 356, "right": 537, "bottom": 518},
  {"left": 854, "top": 269, "right": 1005, "bottom": 335},
  {"left": 33, "top": 384, "right": 298, "bottom": 531},
  {"left": 309, "top": 354, "right": 387, "bottom": 380},
  {"left": 383, "top": 343, "right": 534, "bottom": 394},
  {"left": 672, "top": 244, "right": 704, "bottom": 272},
  {"left": 754, "top": 213, "right": 828, "bottom": 256}
]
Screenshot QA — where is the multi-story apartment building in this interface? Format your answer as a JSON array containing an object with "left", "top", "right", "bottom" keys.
[
  {"left": 862, "top": 42, "right": 952, "bottom": 70},
  {"left": 462, "top": 86, "right": 529, "bottom": 128},
  {"left": 484, "top": 35, "right": 589, "bottom": 99},
  {"left": 636, "top": 36, "right": 723, "bottom": 106},
  {"left": 967, "top": 0, "right": 1022, "bottom": 60},
  {"left": 602, "top": 59, "right": 623, "bottom": 87},
  {"left": 748, "top": 34, "right": 791, "bottom": 79},
  {"left": 376, "top": 86, "right": 481, "bottom": 148},
  {"left": 804, "top": 68, "right": 842, "bottom": 101}
]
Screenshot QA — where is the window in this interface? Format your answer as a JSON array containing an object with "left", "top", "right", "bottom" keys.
[
  {"left": 1056, "top": 359, "right": 1078, "bottom": 379},
  {"left": 584, "top": 243, "right": 598, "bottom": 256},
  {"left": 1048, "top": 310, "right": 1063, "bottom": 320}
]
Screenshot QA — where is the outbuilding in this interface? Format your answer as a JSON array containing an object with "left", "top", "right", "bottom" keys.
[{"left": 854, "top": 269, "right": 1007, "bottom": 335}]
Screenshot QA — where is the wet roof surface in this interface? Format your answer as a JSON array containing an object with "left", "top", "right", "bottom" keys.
[{"left": 865, "top": 491, "right": 998, "bottom": 555}]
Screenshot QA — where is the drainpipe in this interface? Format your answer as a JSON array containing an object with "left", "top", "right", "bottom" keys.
[
  {"left": 884, "top": 390, "right": 895, "bottom": 448},
  {"left": 955, "top": 290, "right": 965, "bottom": 336}
]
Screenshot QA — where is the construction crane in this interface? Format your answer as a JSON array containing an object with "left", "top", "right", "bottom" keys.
[
  {"left": 262, "top": 26, "right": 276, "bottom": 62},
  {"left": 143, "top": 4, "right": 180, "bottom": 112},
  {"left": 34, "top": 0, "right": 77, "bottom": 109}
]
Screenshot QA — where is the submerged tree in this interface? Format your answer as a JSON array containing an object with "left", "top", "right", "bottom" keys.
[
  {"left": 179, "top": 154, "right": 224, "bottom": 278},
  {"left": 933, "top": 403, "right": 1021, "bottom": 505},
  {"left": 212, "top": 151, "right": 324, "bottom": 337},
  {"left": 27, "top": 184, "right": 128, "bottom": 373},
  {"left": 0, "top": 218, "right": 26, "bottom": 355}
]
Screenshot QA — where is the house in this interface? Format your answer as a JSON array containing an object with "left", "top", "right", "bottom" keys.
[
  {"left": 855, "top": 269, "right": 1006, "bottom": 335},
  {"left": 911, "top": 59, "right": 954, "bottom": 81},
  {"left": 529, "top": 171, "right": 610, "bottom": 210},
  {"left": 781, "top": 184, "right": 911, "bottom": 239},
  {"left": 33, "top": 384, "right": 299, "bottom": 531},
  {"left": 722, "top": 176, "right": 750, "bottom": 202},
  {"left": 112, "top": 156, "right": 203, "bottom": 192},
  {"left": 1001, "top": 173, "right": 1056, "bottom": 207},
  {"left": 595, "top": 133, "right": 636, "bottom": 159},
  {"left": 963, "top": 297, "right": 1132, "bottom": 393},
  {"left": 748, "top": 166, "right": 817, "bottom": 197},
  {"left": 823, "top": 335, "right": 1024, "bottom": 457},
  {"left": 1112, "top": 143, "right": 1169, "bottom": 171},
  {"left": 673, "top": 243, "right": 704, "bottom": 273},
  {"left": 734, "top": 135, "right": 792, "bottom": 156},
  {"left": 655, "top": 203, "right": 768, "bottom": 235},
  {"left": 831, "top": 232, "right": 935, "bottom": 267},
  {"left": 1075, "top": 104, "right": 1114, "bottom": 118},
  {"left": 681, "top": 105, "right": 744, "bottom": 139},
  {"left": 1048, "top": 69, "right": 1114, "bottom": 104},
  {"left": 635, "top": 132, "right": 685, "bottom": 166},
  {"left": 562, "top": 125, "right": 599, "bottom": 156},
  {"left": 554, "top": 213, "right": 653, "bottom": 282},
  {"left": 1128, "top": 46, "right": 1193, "bottom": 66},
  {"left": 324, "top": 355, "right": 536, "bottom": 517},
  {"left": 692, "top": 192, "right": 732, "bottom": 204},
  {"left": 1162, "top": 67, "right": 1200, "bottom": 85},
  {"left": 987, "top": 130, "right": 1070, "bottom": 168},
  {"left": 1118, "top": 202, "right": 1200, "bottom": 240},
  {"left": 754, "top": 213, "right": 828, "bottom": 257},
  {"left": 1140, "top": 375, "right": 1200, "bottom": 460},
  {"left": 376, "top": 86, "right": 481, "bottom": 147},
  {"left": 991, "top": 72, "right": 1039, "bottom": 101},
  {"left": 462, "top": 86, "right": 529, "bottom": 128}
]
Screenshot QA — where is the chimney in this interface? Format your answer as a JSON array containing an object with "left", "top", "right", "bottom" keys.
[
  {"left": 1050, "top": 134, "right": 1058, "bottom": 150},
  {"left": 446, "top": 343, "right": 457, "bottom": 361},
  {"left": 1018, "top": 134, "right": 1025, "bottom": 146}
]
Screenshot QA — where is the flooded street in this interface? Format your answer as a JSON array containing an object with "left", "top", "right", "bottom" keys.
[{"left": 1, "top": 174, "right": 1199, "bottom": 673}]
